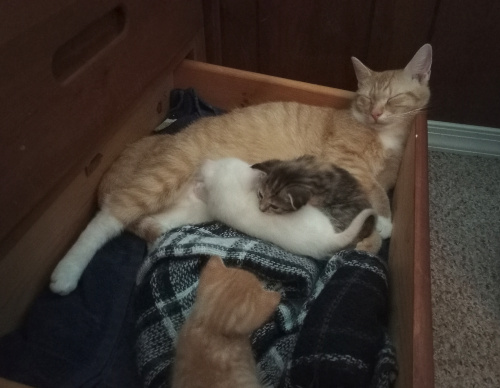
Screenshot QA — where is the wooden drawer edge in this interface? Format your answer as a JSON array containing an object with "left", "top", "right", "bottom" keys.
[
  {"left": 389, "top": 113, "right": 434, "bottom": 388},
  {"left": 174, "top": 59, "right": 355, "bottom": 110},
  {"left": 412, "top": 113, "right": 435, "bottom": 388}
]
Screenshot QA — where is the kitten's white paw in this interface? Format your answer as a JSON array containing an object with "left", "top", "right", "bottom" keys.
[
  {"left": 376, "top": 216, "right": 393, "bottom": 239},
  {"left": 50, "top": 261, "right": 82, "bottom": 295}
]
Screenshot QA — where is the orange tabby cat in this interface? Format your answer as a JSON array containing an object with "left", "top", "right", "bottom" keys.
[
  {"left": 50, "top": 44, "right": 432, "bottom": 295},
  {"left": 171, "top": 255, "right": 280, "bottom": 388}
]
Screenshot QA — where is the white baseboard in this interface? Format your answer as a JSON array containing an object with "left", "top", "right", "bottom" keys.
[{"left": 428, "top": 120, "right": 500, "bottom": 158}]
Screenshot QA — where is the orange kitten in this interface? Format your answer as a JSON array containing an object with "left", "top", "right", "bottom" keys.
[
  {"left": 171, "top": 256, "right": 280, "bottom": 388},
  {"left": 50, "top": 44, "right": 432, "bottom": 295}
]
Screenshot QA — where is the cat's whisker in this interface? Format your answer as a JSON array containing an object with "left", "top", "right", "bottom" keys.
[{"left": 389, "top": 108, "right": 428, "bottom": 118}]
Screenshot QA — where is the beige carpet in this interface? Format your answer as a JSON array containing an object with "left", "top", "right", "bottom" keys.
[{"left": 429, "top": 151, "right": 500, "bottom": 387}]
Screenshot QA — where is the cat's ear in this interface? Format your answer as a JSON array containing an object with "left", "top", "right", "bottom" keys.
[
  {"left": 286, "top": 185, "right": 312, "bottom": 210},
  {"left": 405, "top": 43, "right": 432, "bottom": 84},
  {"left": 251, "top": 160, "right": 278, "bottom": 174},
  {"left": 206, "top": 255, "right": 226, "bottom": 270},
  {"left": 200, "top": 256, "right": 226, "bottom": 287},
  {"left": 351, "top": 57, "right": 373, "bottom": 85},
  {"left": 249, "top": 169, "right": 266, "bottom": 188}
]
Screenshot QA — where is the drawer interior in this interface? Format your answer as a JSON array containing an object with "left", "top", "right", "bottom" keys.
[{"left": 0, "top": 59, "right": 433, "bottom": 388}]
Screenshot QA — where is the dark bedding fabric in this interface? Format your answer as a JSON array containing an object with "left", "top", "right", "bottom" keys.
[
  {"left": 153, "top": 88, "right": 225, "bottom": 135},
  {"left": 0, "top": 232, "right": 147, "bottom": 388},
  {"left": 135, "top": 223, "right": 397, "bottom": 388}
]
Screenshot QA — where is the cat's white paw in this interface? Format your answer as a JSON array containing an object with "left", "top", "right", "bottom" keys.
[
  {"left": 376, "top": 216, "right": 393, "bottom": 239},
  {"left": 50, "top": 260, "right": 82, "bottom": 295}
]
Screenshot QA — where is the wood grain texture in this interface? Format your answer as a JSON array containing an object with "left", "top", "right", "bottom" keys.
[
  {"left": 389, "top": 120, "right": 417, "bottom": 388},
  {"left": 202, "top": 0, "right": 222, "bottom": 64},
  {"left": 0, "top": 74, "right": 169, "bottom": 336},
  {"left": 389, "top": 113, "right": 434, "bottom": 388},
  {"left": 219, "top": 0, "right": 258, "bottom": 71},
  {"left": 203, "top": 0, "right": 500, "bottom": 128},
  {"left": 256, "top": 0, "right": 373, "bottom": 90},
  {"left": 429, "top": 0, "right": 500, "bottom": 127},
  {"left": 412, "top": 113, "right": 435, "bottom": 388},
  {"left": 0, "top": 0, "right": 204, "bottom": 252},
  {"left": 174, "top": 59, "right": 354, "bottom": 110},
  {"left": 0, "top": 34, "right": 206, "bottom": 336},
  {"left": 366, "top": 0, "right": 437, "bottom": 70}
]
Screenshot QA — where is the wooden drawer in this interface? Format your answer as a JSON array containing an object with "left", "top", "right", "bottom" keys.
[{"left": 0, "top": 2, "right": 433, "bottom": 387}]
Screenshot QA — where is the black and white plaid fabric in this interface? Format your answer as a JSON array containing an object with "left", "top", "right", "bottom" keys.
[{"left": 134, "top": 222, "right": 397, "bottom": 388}]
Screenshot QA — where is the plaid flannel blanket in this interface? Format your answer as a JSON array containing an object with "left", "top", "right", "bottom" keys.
[{"left": 134, "top": 222, "right": 397, "bottom": 388}]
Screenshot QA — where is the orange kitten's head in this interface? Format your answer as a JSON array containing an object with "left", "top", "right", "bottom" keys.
[
  {"left": 351, "top": 44, "right": 432, "bottom": 131},
  {"left": 195, "top": 256, "right": 281, "bottom": 336}
]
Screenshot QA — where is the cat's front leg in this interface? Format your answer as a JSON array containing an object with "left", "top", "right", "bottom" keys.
[
  {"left": 365, "top": 179, "right": 393, "bottom": 237},
  {"left": 376, "top": 215, "right": 393, "bottom": 239},
  {"left": 355, "top": 179, "right": 392, "bottom": 253}
]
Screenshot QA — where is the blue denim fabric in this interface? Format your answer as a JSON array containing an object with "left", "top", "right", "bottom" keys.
[{"left": 154, "top": 88, "right": 225, "bottom": 135}]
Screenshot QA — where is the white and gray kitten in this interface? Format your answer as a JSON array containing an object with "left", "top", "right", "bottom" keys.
[{"left": 196, "top": 158, "right": 375, "bottom": 258}]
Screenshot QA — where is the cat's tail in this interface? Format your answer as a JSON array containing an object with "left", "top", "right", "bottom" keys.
[
  {"left": 333, "top": 208, "right": 377, "bottom": 251},
  {"left": 50, "top": 210, "right": 124, "bottom": 295}
]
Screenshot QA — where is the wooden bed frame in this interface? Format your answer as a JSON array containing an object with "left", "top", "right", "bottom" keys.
[{"left": 0, "top": 1, "right": 434, "bottom": 387}]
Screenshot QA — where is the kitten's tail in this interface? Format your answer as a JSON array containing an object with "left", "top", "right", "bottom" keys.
[
  {"left": 50, "top": 210, "right": 124, "bottom": 295},
  {"left": 333, "top": 208, "right": 377, "bottom": 250}
]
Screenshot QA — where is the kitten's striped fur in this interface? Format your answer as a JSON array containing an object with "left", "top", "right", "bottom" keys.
[
  {"left": 252, "top": 155, "right": 375, "bottom": 239},
  {"left": 50, "top": 44, "right": 432, "bottom": 295}
]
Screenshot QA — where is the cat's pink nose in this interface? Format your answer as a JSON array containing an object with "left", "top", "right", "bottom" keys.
[{"left": 371, "top": 110, "right": 383, "bottom": 121}]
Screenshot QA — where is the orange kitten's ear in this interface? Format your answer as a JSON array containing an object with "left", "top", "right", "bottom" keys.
[
  {"left": 351, "top": 57, "right": 373, "bottom": 85},
  {"left": 206, "top": 255, "right": 225, "bottom": 270},
  {"left": 405, "top": 43, "right": 432, "bottom": 84}
]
